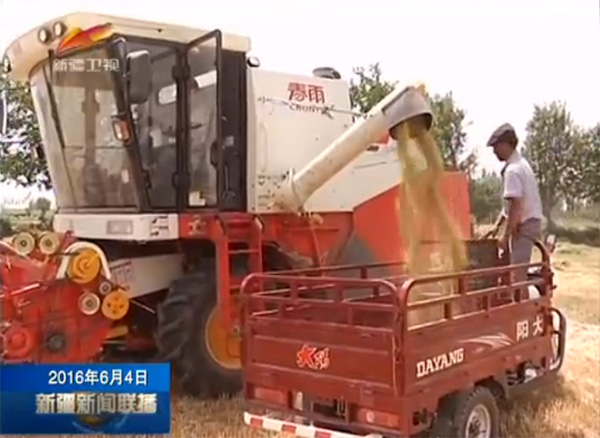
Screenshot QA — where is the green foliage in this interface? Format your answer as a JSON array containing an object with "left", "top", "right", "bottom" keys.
[
  {"left": 32, "top": 197, "right": 52, "bottom": 213},
  {"left": 523, "top": 102, "right": 599, "bottom": 226},
  {"left": 583, "top": 124, "right": 600, "bottom": 204},
  {"left": 30, "top": 197, "right": 54, "bottom": 230},
  {"left": 428, "top": 91, "right": 476, "bottom": 176},
  {"left": 522, "top": 101, "right": 575, "bottom": 226},
  {"left": 470, "top": 171, "right": 503, "bottom": 224},
  {"left": 0, "top": 216, "right": 14, "bottom": 237},
  {"left": 0, "top": 74, "right": 50, "bottom": 189},
  {"left": 38, "top": 211, "right": 54, "bottom": 231},
  {"left": 551, "top": 223, "right": 600, "bottom": 248},
  {"left": 349, "top": 63, "right": 396, "bottom": 114}
]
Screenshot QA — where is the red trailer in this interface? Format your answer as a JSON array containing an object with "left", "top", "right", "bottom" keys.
[{"left": 240, "top": 240, "right": 566, "bottom": 438}]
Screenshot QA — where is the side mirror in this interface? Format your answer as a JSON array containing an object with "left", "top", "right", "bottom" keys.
[
  {"left": 0, "top": 89, "right": 7, "bottom": 136},
  {"left": 126, "top": 50, "right": 151, "bottom": 105}
]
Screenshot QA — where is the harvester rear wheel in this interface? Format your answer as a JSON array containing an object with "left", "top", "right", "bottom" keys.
[{"left": 155, "top": 271, "right": 242, "bottom": 398}]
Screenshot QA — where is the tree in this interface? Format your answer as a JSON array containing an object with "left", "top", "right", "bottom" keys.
[
  {"left": 349, "top": 63, "right": 396, "bottom": 114},
  {"left": 33, "top": 197, "right": 52, "bottom": 213},
  {"left": 0, "top": 74, "right": 50, "bottom": 189},
  {"left": 349, "top": 64, "right": 476, "bottom": 176},
  {"left": 428, "top": 91, "right": 477, "bottom": 176},
  {"left": 522, "top": 101, "right": 576, "bottom": 228},
  {"left": 470, "top": 171, "right": 503, "bottom": 224},
  {"left": 560, "top": 125, "right": 590, "bottom": 211},
  {"left": 0, "top": 216, "right": 14, "bottom": 237},
  {"left": 583, "top": 124, "right": 600, "bottom": 204},
  {"left": 31, "top": 196, "right": 53, "bottom": 230}
]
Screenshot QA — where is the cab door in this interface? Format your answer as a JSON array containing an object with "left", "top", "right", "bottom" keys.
[{"left": 183, "top": 31, "right": 223, "bottom": 209}]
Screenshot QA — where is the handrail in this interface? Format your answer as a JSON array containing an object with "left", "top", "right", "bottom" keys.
[
  {"left": 240, "top": 239, "right": 554, "bottom": 322},
  {"left": 241, "top": 272, "right": 398, "bottom": 298},
  {"left": 264, "top": 260, "right": 406, "bottom": 277}
]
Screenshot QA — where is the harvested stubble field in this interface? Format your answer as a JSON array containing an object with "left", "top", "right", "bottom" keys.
[{"left": 6, "top": 242, "right": 600, "bottom": 438}]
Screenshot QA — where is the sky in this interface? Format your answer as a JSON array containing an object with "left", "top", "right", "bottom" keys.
[{"left": 0, "top": 0, "right": 599, "bottom": 206}]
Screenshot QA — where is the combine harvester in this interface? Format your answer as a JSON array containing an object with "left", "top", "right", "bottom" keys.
[
  {"left": 0, "top": 13, "right": 469, "bottom": 391},
  {"left": 1, "top": 16, "right": 565, "bottom": 433}
]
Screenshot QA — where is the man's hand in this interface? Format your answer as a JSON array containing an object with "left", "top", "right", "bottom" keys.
[
  {"left": 483, "top": 227, "right": 499, "bottom": 239},
  {"left": 483, "top": 213, "right": 506, "bottom": 240},
  {"left": 497, "top": 233, "right": 510, "bottom": 261}
]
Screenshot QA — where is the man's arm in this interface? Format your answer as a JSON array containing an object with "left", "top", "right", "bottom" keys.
[
  {"left": 501, "top": 197, "right": 522, "bottom": 242},
  {"left": 492, "top": 211, "right": 506, "bottom": 231},
  {"left": 500, "top": 168, "right": 524, "bottom": 246},
  {"left": 483, "top": 211, "right": 505, "bottom": 238}
]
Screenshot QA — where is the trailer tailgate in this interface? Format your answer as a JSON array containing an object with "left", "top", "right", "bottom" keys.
[{"left": 242, "top": 273, "right": 400, "bottom": 407}]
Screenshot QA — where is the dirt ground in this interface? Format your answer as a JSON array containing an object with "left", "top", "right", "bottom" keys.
[{"left": 7, "top": 242, "right": 600, "bottom": 438}]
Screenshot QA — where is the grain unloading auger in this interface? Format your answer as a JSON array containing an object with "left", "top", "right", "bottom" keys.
[
  {"left": 0, "top": 12, "right": 471, "bottom": 397},
  {"left": 274, "top": 85, "right": 433, "bottom": 212}
]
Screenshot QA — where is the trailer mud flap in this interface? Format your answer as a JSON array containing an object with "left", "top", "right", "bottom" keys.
[{"left": 244, "top": 412, "right": 385, "bottom": 438}]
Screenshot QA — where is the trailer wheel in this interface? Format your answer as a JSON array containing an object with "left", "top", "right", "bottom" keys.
[
  {"left": 430, "top": 386, "right": 499, "bottom": 438},
  {"left": 155, "top": 272, "right": 241, "bottom": 398}
]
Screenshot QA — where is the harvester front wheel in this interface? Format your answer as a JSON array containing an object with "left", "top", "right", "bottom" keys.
[{"left": 155, "top": 272, "right": 242, "bottom": 398}]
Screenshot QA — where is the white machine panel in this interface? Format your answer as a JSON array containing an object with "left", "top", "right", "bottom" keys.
[
  {"left": 54, "top": 213, "right": 179, "bottom": 241},
  {"left": 109, "top": 254, "right": 184, "bottom": 298},
  {"left": 246, "top": 69, "right": 409, "bottom": 214}
]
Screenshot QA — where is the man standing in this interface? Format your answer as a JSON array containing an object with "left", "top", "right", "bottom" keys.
[{"left": 485, "top": 123, "right": 543, "bottom": 282}]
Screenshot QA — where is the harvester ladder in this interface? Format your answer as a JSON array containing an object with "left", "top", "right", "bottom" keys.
[{"left": 216, "top": 216, "right": 263, "bottom": 330}]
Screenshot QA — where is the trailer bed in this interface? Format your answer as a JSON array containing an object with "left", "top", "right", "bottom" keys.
[{"left": 240, "top": 241, "right": 565, "bottom": 437}]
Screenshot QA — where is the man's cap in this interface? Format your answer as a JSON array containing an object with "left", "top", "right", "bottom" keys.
[{"left": 487, "top": 123, "right": 517, "bottom": 146}]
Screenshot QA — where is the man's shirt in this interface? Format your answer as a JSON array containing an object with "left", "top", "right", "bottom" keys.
[{"left": 501, "top": 150, "right": 543, "bottom": 223}]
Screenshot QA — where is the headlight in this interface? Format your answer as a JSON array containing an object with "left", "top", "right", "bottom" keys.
[
  {"left": 52, "top": 21, "right": 67, "bottom": 38},
  {"left": 106, "top": 219, "right": 133, "bottom": 235},
  {"left": 38, "top": 27, "right": 52, "bottom": 44}
]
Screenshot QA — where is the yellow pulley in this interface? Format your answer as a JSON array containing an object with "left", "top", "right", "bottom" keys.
[
  {"left": 67, "top": 248, "right": 102, "bottom": 284},
  {"left": 101, "top": 290, "right": 130, "bottom": 321}
]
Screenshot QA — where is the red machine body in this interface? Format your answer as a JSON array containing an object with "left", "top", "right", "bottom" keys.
[
  {"left": 0, "top": 233, "right": 122, "bottom": 363},
  {"left": 241, "top": 241, "right": 566, "bottom": 438}
]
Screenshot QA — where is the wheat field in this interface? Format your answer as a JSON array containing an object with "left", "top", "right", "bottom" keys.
[{"left": 4, "top": 242, "right": 599, "bottom": 438}]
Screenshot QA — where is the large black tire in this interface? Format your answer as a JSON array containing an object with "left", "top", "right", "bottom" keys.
[
  {"left": 429, "top": 386, "right": 500, "bottom": 438},
  {"left": 155, "top": 271, "right": 242, "bottom": 398}
]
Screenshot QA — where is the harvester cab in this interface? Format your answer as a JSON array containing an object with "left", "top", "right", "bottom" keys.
[
  {"left": 1, "top": 13, "right": 472, "bottom": 397},
  {"left": 2, "top": 16, "right": 252, "bottom": 215}
]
